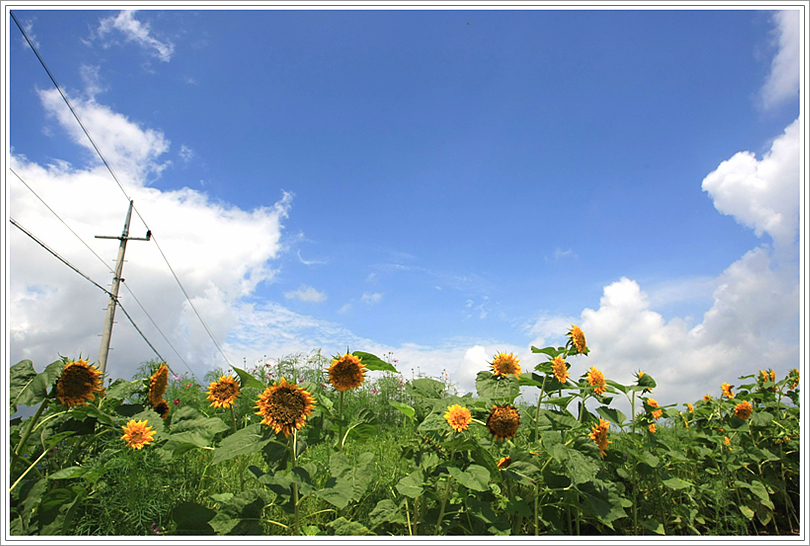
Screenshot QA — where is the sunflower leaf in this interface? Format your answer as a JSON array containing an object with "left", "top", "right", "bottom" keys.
[
  {"left": 352, "top": 351, "right": 399, "bottom": 373},
  {"left": 212, "top": 423, "right": 271, "bottom": 464},
  {"left": 231, "top": 366, "right": 265, "bottom": 390}
]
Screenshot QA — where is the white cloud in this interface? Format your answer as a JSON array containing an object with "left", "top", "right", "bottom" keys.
[
  {"left": 79, "top": 64, "right": 106, "bottom": 99},
  {"left": 759, "top": 10, "right": 800, "bottom": 110},
  {"left": 362, "top": 292, "right": 383, "bottom": 304},
  {"left": 96, "top": 11, "right": 175, "bottom": 62},
  {"left": 701, "top": 118, "right": 800, "bottom": 250},
  {"left": 284, "top": 285, "right": 327, "bottom": 303},
  {"left": 178, "top": 145, "right": 194, "bottom": 164},
  {"left": 38, "top": 88, "right": 171, "bottom": 185},
  {"left": 9, "top": 95, "right": 292, "bottom": 383}
]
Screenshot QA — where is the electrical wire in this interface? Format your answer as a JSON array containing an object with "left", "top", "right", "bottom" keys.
[
  {"left": 9, "top": 217, "right": 171, "bottom": 371},
  {"left": 11, "top": 11, "right": 235, "bottom": 371},
  {"left": 9, "top": 168, "right": 200, "bottom": 382}
]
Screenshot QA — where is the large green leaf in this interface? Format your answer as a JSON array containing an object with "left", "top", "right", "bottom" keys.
[
  {"left": 172, "top": 502, "right": 216, "bottom": 535},
  {"left": 163, "top": 406, "right": 229, "bottom": 456},
  {"left": 396, "top": 469, "right": 424, "bottom": 498},
  {"left": 209, "top": 489, "right": 270, "bottom": 535},
  {"left": 13, "top": 360, "right": 65, "bottom": 409},
  {"left": 448, "top": 464, "right": 490, "bottom": 492},
  {"left": 102, "top": 378, "right": 141, "bottom": 409},
  {"left": 662, "top": 477, "right": 693, "bottom": 491},
  {"left": 316, "top": 476, "right": 354, "bottom": 509},
  {"left": 369, "top": 499, "right": 406, "bottom": 528},
  {"left": 317, "top": 451, "right": 377, "bottom": 508},
  {"left": 475, "top": 371, "right": 519, "bottom": 403},
  {"left": 327, "top": 516, "right": 371, "bottom": 536},
  {"left": 212, "top": 423, "right": 272, "bottom": 464},
  {"left": 231, "top": 365, "right": 265, "bottom": 390},
  {"left": 10, "top": 360, "right": 38, "bottom": 414},
  {"left": 388, "top": 400, "right": 415, "bottom": 419},
  {"left": 353, "top": 351, "right": 399, "bottom": 373},
  {"left": 596, "top": 406, "right": 626, "bottom": 427},
  {"left": 406, "top": 377, "right": 445, "bottom": 399},
  {"left": 577, "top": 479, "right": 627, "bottom": 526}
]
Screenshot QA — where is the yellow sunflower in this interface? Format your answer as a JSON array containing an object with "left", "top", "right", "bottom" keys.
[
  {"left": 723, "top": 436, "right": 731, "bottom": 450},
  {"left": 491, "top": 352, "right": 521, "bottom": 378},
  {"left": 486, "top": 404, "right": 521, "bottom": 441},
  {"left": 56, "top": 359, "right": 104, "bottom": 408},
  {"left": 687, "top": 403, "right": 694, "bottom": 413},
  {"left": 647, "top": 398, "right": 663, "bottom": 420},
  {"left": 327, "top": 353, "right": 367, "bottom": 392},
  {"left": 567, "top": 325, "right": 588, "bottom": 355},
  {"left": 148, "top": 364, "right": 169, "bottom": 408},
  {"left": 721, "top": 382, "right": 734, "bottom": 399},
  {"left": 444, "top": 404, "right": 472, "bottom": 432},
  {"left": 648, "top": 423, "right": 656, "bottom": 434},
  {"left": 552, "top": 355, "right": 569, "bottom": 383},
  {"left": 703, "top": 394, "right": 712, "bottom": 402},
  {"left": 788, "top": 368, "right": 800, "bottom": 390},
  {"left": 496, "top": 456, "right": 512, "bottom": 469},
  {"left": 589, "top": 418, "right": 611, "bottom": 458},
  {"left": 734, "top": 400, "right": 753, "bottom": 420},
  {"left": 121, "top": 419, "right": 157, "bottom": 450},
  {"left": 255, "top": 377, "right": 316, "bottom": 437},
  {"left": 586, "top": 366, "right": 606, "bottom": 395},
  {"left": 207, "top": 374, "right": 241, "bottom": 409}
]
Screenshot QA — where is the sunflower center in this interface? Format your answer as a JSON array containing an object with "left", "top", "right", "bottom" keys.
[
  {"left": 269, "top": 388, "right": 306, "bottom": 424},
  {"left": 61, "top": 365, "right": 95, "bottom": 394},
  {"left": 213, "top": 382, "right": 237, "bottom": 399}
]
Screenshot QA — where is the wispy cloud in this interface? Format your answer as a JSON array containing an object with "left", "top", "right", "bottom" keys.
[
  {"left": 178, "top": 145, "right": 194, "bottom": 164},
  {"left": 297, "top": 250, "right": 328, "bottom": 266},
  {"left": 758, "top": 10, "right": 800, "bottom": 110},
  {"left": 545, "top": 247, "right": 577, "bottom": 263},
  {"left": 284, "top": 285, "right": 327, "bottom": 303},
  {"left": 96, "top": 11, "right": 175, "bottom": 62},
  {"left": 362, "top": 292, "right": 383, "bottom": 304}
]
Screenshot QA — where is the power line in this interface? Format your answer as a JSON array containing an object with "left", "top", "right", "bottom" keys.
[
  {"left": 10, "top": 167, "right": 200, "bottom": 383},
  {"left": 11, "top": 11, "right": 235, "bottom": 371},
  {"left": 9, "top": 217, "right": 170, "bottom": 371}
]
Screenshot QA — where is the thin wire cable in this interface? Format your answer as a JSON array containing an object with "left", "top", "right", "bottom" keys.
[
  {"left": 10, "top": 167, "right": 199, "bottom": 381},
  {"left": 12, "top": 11, "right": 234, "bottom": 371},
  {"left": 9, "top": 217, "right": 171, "bottom": 370}
]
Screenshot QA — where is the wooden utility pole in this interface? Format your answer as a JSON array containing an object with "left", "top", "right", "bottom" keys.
[{"left": 95, "top": 200, "right": 151, "bottom": 375}]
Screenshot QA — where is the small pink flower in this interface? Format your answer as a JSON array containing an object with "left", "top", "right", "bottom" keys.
[
  {"left": 173, "top": 398, "right": 180, "bottom": 406},
  {"left": 371, "top": 387, "right": 378, "bottom": 395},
  {"left": 171, "top": 375, "right": 180, "bottom": 381},
  {"left": 184, "top": 383, "right": 191, "bottom": 389}
]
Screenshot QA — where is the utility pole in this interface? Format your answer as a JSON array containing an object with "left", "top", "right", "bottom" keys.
[{"left": 95, "top": 200, "right": 151, "bottom": 375}]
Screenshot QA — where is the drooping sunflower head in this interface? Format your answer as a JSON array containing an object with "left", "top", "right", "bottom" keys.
[
  {"left": 721, "top": 382, "right": 734, "bottom": 399},
  {"left": 148, "top": 364, "right": 169, "bottom": 407},
  {"left": 491, "top": 352, "right": 521, "bottom": 378},
  {"left": 207, "top": 374, "right": 241, "bottom": 409},
  {"left": 486, "top": 404, "right": 521, "bottom": 441},
  {"left": 56, "top": 359, "right": 104, "bottom": 408},
  {"left": 588, "top": 418, "right": 611, "bottom": 458},
  {"left": 788, "top": 368, "right": 800, "bottom": 390},
  {"left": 567, "top": 325, "right": 588, "bottom": 355},
  {"left": 255, "top": 377, "right": 316, "bottom": 437},
  {"left": 444, "top": 404, "right": 472, "bottom": 432},
  {"left": 496, "top": 456, "right": 512, "bottom": 469},
  {"left": 121, "top": 419, "right": 157, "bottom": 450},
  {"left": 687, "top": 403, "right": 694, "bottom": 413},
  {"left": 327, "top": 353, "right": 367, "bottom": 392},
  {"left": 585, "top": 366, "right": 606, "bottom": 395},
  {"left": 552, "top": 355, "right": 569, "bottom": 384},
  {"left": 153, "top": 400, "right": 170, "bottom": 420},
  {"left": 734, "top": 400, "right": 753, "bottom": 420}
]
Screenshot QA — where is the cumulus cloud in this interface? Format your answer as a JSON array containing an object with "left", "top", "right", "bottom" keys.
[
  {"left": 9, "top": 93, "right": 292, "bottom": 383},
  {"left": 702, "top": 118, "right": 800, "bottom": 249},
  {"left": 96, "top": 11, "right": 175, "bottom": 62},
  {"left": 284, "top": 285, "right": 327, "bottom": 303},
  {"left": 759, "top": 10, "right": 800, "bottom": 110}
]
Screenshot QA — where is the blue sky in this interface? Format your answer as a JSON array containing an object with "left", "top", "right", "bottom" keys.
[{"left": 4, "top": 5, "right": 804, "bottom": 412}]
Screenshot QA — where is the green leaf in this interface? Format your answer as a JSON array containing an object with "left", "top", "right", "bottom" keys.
[
  {"left": 163, "top": 406, "right": 230, "bottom": 456},
  {"left": 641, "top": 518, "right": 666, "bottom": 534},
  {"left": 531, "top": 346, "right": 563, "bottom": 358},
  {"left": 173, "top": 502, "right": 216, "bottom": 535},
  {"left": 38, "top": 484, "right": 87, "bottom": 535},
  {"left": 543, "top": 409, "right": 580, "bottom": 430},
  {"left": 316, "top": 476, "right": 354, "bottom": 509},
  {"left": 10, "top": 360, "right": 38, "bottom": 414},
  {"left": 406, "top": 377, "right": 445, "bottom": 399},
  {"left": 518, "top": 372, "right": 545, "bottom": 387},
  {"left": 396, "top": 469, "right": 424, "bottom": 498},
  {"left": 604, "top": 379, "right": 628, "bottom": 394},
  {"left": 212, "top": 423, "right": 272, "bottom": 464},
  {"left": 369, "top": 499, "right": 406, "bottom": 528},
  {"left": 102, "top": 378, "right": 141, "bottom": 408},
  {"left": 231, "top": 365, "right": 265, "bottom": 390},
  {"left": 662, "top": 477, "right": 692, "bottom": 491},
  {"left": 48, "top": 467, "right": 88, "bottom": 480},
  {"left": 14, "top": 360, "right": 65, "bottom": 409},
  {"left": 353, "top": 351, "right": 399, "bottom": 373},
  {"left": 578, "top": 479, "right": 627, "bottom": 526},
  {"left": 417, "top": 412, "right": 448, "bottom": 433},
  {"left": 327, "top": 516, "right": 371, "bottom": 536},
  {"left": 596, "top": 406, "right": 626, "bottom": 426},
  {"left": 127, "top": 408, "right": 165, "bottom": 435},
  {"left": 388, "top": 400, "right": 415, "bottom": 419},
  {"left": 475, "top": 371, "right": 520, "bottom": 403},
  {"left": 448, "top": 464, "right": 490, "bottom": 492},
  {"left": 750, "top": 410, "right": 774, "bottom": 428},
  {"left": 209, "top": 489, "right": 270, "bottom": 535}
]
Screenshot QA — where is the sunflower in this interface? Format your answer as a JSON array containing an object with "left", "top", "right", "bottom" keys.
[
  {"left": 154, "top": 400, "right": 170, "bottom": 420},
  {"left": 444, "top": 404, "right": 472, "bottom": 432},
  {"left": 723, "top": 436, "right": 731, "bottom": 450},
  {"left": 734, "top": 400, "right": 753, "bottom": 420},
  {"left": 648, "top": 423, "right": 656, "bottom": 434},
  {"left": 206, "top": 374, "right": 241, "bottom": 409},
  {"left": 327, "top": 353, "right": 367, "bottom": 392},
  {"left": 148, "top": 364, "right": 169, "bottom": 408},
  {"left": 687, "top": 403, "right": 694, "bottom": 413},
  {"left": 586, "top": 367, "right": 606, "bottom": 395},
  {"left": 646, "top": 398, "right": 663, "bottom": 420},
  {"left": 589, "top": 418, "right": 611, "bottom": 458},
  {"left": 255, "top": 377, "right": 316, "bottom": 437},
  {"left": 679, "top": 412, "right": 690, "bottom": 428},
  {"left": 788, "top": 369, "right": 800, "bottom": 390},
  {"left": 121, "top": 419, "right": 157, "bottom": 450},
  {"left": 721, "top": 382, "right": 734, "bottom": 399},
  {"left": 567, "top": 325, "right": 588, "bottom": 355},
  {"left": 552, "top": 355, "right": 569, "bottom": 383},
  {"left": 496, "top": 456, "right": 512, "bottom": 469},
  {"left": 56, "top": 359, "right": 104, "bottom": 408},
  {"left": 703, "top": 394, "right": 712, "bottom": 402},
  {"left": 486, "top": 404, "right": 521, "bottom": 441},
  {"left": 491, "top": 353, "right": 521, "bottom": 378}
]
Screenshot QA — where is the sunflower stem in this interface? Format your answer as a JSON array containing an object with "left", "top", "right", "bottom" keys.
[
  {"left": 533, "top": 375, "right": 547, "bottom": 443},
  {"left": 434, "top": 432, "right": 457, "bottom": 535},
  {"left": 337, "top": 390, "right": 345, "bottom": 454},
  {"left": 14, "top": 399, "right": 50, "bottom": 459},
  {"left": 291, "top": 429, "right": 301, "bottom": 536},
  {"left": 9, "top": 447, "right": 51, "bottom": 493}
]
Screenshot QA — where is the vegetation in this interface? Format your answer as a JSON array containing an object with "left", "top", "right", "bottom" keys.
[{"left": 9, "top": 330, "right": 801, "bottom": 536}]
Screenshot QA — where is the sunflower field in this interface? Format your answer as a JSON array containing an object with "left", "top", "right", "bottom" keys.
[{"left": 8, "top": 327, "right": 801, "bottom": 536}]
